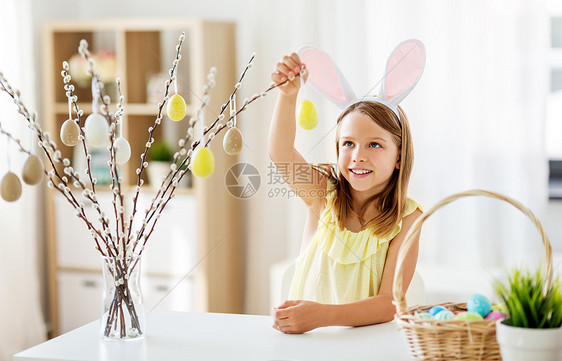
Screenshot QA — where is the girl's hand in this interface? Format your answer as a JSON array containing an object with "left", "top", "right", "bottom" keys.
[
  {"left": 272, "top": 300, "right": 326, "bottom": 334},
  {"left": 271, "top": 53, "right": 306, "bottom": 97}
]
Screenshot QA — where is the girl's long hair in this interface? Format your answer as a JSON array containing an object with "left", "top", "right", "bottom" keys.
[{"left": 313, "top": 101, "right": 413, "bottom": 238}]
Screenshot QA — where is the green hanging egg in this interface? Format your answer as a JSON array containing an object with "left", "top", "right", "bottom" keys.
[
  {"left": 191, "top": 146, "right": 215, "bottom": 178},
  {"left": 167, "top": 94, "right": 187, "bottom": 122},
  {"left": 298, "top": 100, "right": 318, "bottom": 130}
]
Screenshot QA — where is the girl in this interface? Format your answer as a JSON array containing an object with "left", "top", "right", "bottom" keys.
[{"left": 268, "top": 42, "right": 425, "bottom": 334}]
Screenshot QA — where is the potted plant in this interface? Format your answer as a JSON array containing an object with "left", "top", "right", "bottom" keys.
[
  {"left": 148, "top": 140, "right": 192, "bottom": 188},
  {"left": 494, "top": 268, "right": 562, "bottom": 361},
  {"left": 146, "top": 140, "right": 173, "bottom": 187}
]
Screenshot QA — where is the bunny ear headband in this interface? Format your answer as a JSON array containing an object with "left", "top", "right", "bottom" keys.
[{"left": 297, "top": 39, "right": 426, "bottom": 121}]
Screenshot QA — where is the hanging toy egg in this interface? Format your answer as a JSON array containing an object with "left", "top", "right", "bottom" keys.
[
  {"left": 22, "top": 155, "right": 44, "bottom": 185},
  {"left": 114, "top": 137, "right": 131, "bottom": 165},
  {"left": 60, "top": 118, "right": 81, "bottom": 146},
  {"left": 298, "top": 100, "right": 318, "bottom": 129},
  {"left": 1, "top": 172, "right": 22, "bottom": 202},
  {"left": 223, "top": 127, "right": 243, "bottom": 155},
  {"left": 84, "top": 113, "right": 109, "bottom": 147},
  {"left": 191, "top": 146, "right": 215, "bottom": 178},
  {"left": 167, "top": 94, "right": 187, "bottom": 122}
]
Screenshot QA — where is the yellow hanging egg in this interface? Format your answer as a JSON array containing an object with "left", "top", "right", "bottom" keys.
[
  {"left": 223, "top": 127, "right": 243, "bottom": 155},
  {"left": 298, "top": 100, "right": 318, "bottom": 130},
  {"left": 22, "top": 155, "right": 44, "bottom": 185},
  {"left": 167, "top": 94, "right": 187, "bottom": 122},
  {"left": 60, "top": 118, "right": 80, "bottom": 146},
  {"left": 1, "top": 172, "right": 22, "bottom": 202},
  {"left": 191, "top": 146, "right": 215, "bottom": 178}
]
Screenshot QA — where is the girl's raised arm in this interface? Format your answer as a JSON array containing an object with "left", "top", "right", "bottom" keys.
[{"left": 268, "top": 53, "right": 326, "bottom": 206}]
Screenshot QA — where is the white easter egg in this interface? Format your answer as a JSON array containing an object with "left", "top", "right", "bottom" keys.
[
  {"left": 1, "top": 172, "right": 22, "bottom": 202},
  {"left": 84, "top": 113, "right": 109, "bottom": 147},
  {"left": 114, "top": 137, "right": 131, "bottom": 165},
  {"left": 22, "top": 155, "right": 44, "bottom": 185},
  {"left": 223, "top": 127, "right": 243, "bottom": 155},
  {"left": 60, "top": 118, "right": 81, "bottom": 146}
]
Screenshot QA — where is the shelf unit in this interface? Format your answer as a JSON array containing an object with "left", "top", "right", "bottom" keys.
[{"left": 42, "top": 19, "right": 241, "bottom": 336}]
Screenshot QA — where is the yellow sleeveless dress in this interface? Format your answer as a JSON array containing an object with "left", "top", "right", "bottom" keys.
[{"left": 288, "top": 185, "right": 421, "bottom": 304}]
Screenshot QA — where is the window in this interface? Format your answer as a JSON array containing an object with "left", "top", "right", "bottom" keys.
[{"left": 547, "top": 13, "right": 562, "bottom": 198}]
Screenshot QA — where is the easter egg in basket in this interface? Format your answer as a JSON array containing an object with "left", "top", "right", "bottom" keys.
[
  {"left": 454, "top": 311, "right": 483, "bottom": 321},
  {"left": 434, "top": 310, "right": 455, "bottom": 321},
  {"left": 485, "top": 310, "right": 506, "bottom": 321},
  {"left": 428, "top": 305, "right": 447, "bottom": 317},
  {"left": 415, "top": 312, "right": 433, "bottom": 320},
  {"left": 467, "top": 294, "right": 492, "bottom": 318}
]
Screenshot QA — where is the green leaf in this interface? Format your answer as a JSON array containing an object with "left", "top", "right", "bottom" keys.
[{"left": 493, "top": 267, "right": 562, "bottom": 329}]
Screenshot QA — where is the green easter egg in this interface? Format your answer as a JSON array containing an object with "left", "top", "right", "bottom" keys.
[
  {"left": 454, "top": 311, "right": 484, "bottom": 321},
  {"left": 492, "top": 303, "right": 507, "bottom": 314}
]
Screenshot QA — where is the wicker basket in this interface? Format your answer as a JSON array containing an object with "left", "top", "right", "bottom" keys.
[{"left": 392, "top": 189, "right": 553, "bottom": 361}]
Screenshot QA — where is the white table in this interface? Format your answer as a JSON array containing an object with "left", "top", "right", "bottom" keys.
[{"left": 14, "top": 311, "right": 412, "bottom": 361}]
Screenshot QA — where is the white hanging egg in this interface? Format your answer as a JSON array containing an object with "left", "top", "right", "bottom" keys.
[
  {"left": 84, "top": 113, "right": 109, "bottom": 147},
  {"left": 1, "top": 172, "right": 22, "bottom": 202},
  {"left": 114, "top": 137, "right": 131, "bottom": 165},
  {"left": 223, "top": 127, "right": 243, "bottom": 155},
  {"left": 191, "top": 147, "right": 215, "bottom": 178},
  {"left": 167, "top": 94, "right": 187, "bottom": 122},
  {"left": 60, "top": 118, "right": 80, "bottom": 146},
  {"left": 22, "top": 155, "right": 44, "bottom": 185}
]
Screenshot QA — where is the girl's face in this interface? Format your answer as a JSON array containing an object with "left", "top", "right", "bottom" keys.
[{"left": 337, "top": 111, "right": 400, "bottom": 196}]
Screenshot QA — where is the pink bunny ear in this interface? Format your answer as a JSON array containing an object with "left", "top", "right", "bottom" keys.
[
  {"left": 298, "top": 46, "right": 356, "bottom": 109},
  {"left": 379, "top": 39, "right": 426, "bottom": 106}
]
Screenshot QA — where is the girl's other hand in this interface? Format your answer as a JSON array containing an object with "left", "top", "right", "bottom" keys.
[
  {"left": 272, "top": 53, "right": 306, "bottom": 97},
  {"left": 272, "top": 300, "right": 325, "bottom": 334}
]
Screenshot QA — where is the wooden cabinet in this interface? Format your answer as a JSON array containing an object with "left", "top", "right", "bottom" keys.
[{"left": 42, "top": 19, "right": 242, "bottom": 336}]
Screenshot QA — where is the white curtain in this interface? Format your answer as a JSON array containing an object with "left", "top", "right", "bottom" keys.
[
  {"left": 0, "top": 0, "right": 47, "bottom": 358},
  {"left": 241, "top": 0, "right": 549, "bottom": 313},
  {"left": 403, "top": 0, "right": 549, "bottom": 270}
]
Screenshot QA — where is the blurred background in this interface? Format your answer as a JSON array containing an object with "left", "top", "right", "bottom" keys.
[{"left": 1, "top": 0, "right": 561, "bottom": 358}]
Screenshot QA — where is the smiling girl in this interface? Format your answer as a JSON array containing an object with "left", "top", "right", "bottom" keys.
[{"left": 268, "top": 45, "right": 424, "bottom": 334}]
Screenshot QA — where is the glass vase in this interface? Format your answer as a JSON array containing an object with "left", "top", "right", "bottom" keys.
[{"left": 100, "top": 254, "right": 146, "bottom": 342}]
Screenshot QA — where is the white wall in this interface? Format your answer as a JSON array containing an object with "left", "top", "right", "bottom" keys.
[{"left": 27, "top": 0, "right": 562, "bottom": 318}]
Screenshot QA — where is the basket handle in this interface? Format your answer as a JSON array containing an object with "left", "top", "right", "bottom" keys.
[{"left": 392, "top": 189, "right": 552, "bottom": 314}]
